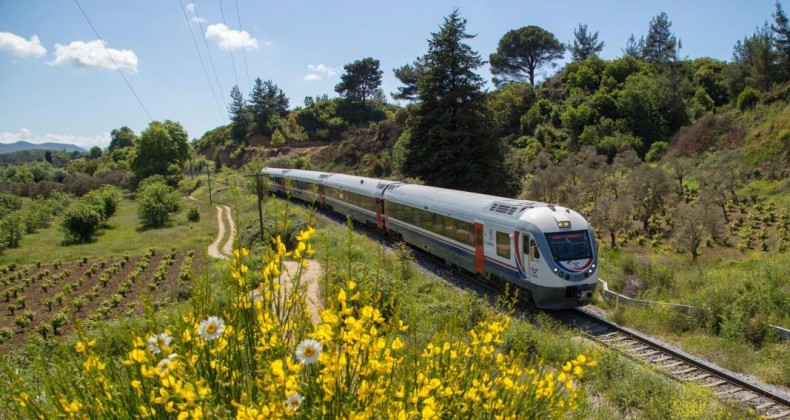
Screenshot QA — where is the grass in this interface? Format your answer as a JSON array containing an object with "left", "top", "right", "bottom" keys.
[{"left": 0, "top": 171, "right": 766, "bottom": 416}]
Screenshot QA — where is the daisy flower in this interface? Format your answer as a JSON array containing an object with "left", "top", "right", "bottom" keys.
[
  {"left": 157, "top": 354, "right": 178, "bottom": 375},
  {"left": 147, "top": 332, "right": 172, "bottom": 354},
  {"left": 198, "top": 316, "right": 225, "bottom": 341},
  {"left": 295, "top": 339, "right": 322, "bottom": 364},
  {"left": 285, "top": 392, "right": 304, "bottom": 412}
]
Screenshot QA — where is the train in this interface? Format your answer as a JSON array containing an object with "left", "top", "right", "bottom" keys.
[{"left": 261, "top": 168, "right": 598, "bottom": 310}]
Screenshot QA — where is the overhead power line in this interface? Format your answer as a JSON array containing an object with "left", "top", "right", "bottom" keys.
[
  {"left": 178, "top": 0, "right": 225, "bottom": 121},
  {"left": 192, "top": 0, "right": 226, "bottom": 107},
  {"left": 218, "top": 0, "right": 241, "bottom": 92},
  {"left": 72, "top": 0, "right": 153, "bottom": 121},
  {"left": 234, "top": 0, "right": 251, "bottom": 91}
]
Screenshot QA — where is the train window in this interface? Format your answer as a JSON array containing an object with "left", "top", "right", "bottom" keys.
[
  {"left": 529, "top": 239, "right": 540, "bottom": 260},
  {"left": 496, "top": 231, "right": 511, "bottom": 259},
  {"left": 545, "top": 231, "right": 591, "bottom": 261}
]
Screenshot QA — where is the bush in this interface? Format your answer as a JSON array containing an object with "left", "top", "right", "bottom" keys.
[
  {"left": 737, "top": 87, "right": 760, "bottom": 111},
  {"left": 61, "top": 203, "right": 103, "bottom": 243},
  {"left": 137, "top": 181, "right": 182, "bottom": 228},
  {"left": 186, "top": 206, "right": 200, "bottom": 222},
  {"left": 82, "top": 185, "right": 122, "bottom": 219},
  {"left": 0, "top": 212, "right": 25, "bottom": 250}
]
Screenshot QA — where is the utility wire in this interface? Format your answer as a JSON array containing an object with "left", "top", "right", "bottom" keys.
[
  {"left": 218, "top": 0, "right": 241, "bottom": 92},
  {"left": 178, "top": 0, "right": 225, "bottom": 121},
  {"left": 72, "top": 0, "right": 153, "bottom": 121},
  {"left": 234, "top": 0, "right": 251, "bottom": 91},
  {"left": 193, "top": 1, "right": 226, "bottom": 107}
]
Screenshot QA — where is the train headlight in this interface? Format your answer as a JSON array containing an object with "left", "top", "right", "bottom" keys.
[{"left": 557, "top": 221, "right": 571, "bottom": 228}]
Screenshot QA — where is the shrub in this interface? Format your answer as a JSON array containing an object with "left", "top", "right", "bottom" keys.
[
  {"left": 0, "top": 327, "right": 13, "bottom": 343},
  {"left": 82, "top": 185, "right": 121, "bottom": 219},
  {"left": 61, "top": 203, "right": 103, "bottom": 243},
  {"left": 737, "top": 87, "right": 760, "bottom": 111},
  {"left": 137, "top": 181, "right": 182, "bottom": 228},
  {"left": 186, "top": 206, "right": 200, "bottom": 222}
]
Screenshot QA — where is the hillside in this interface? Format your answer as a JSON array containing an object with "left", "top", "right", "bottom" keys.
[{"left": 0, "top": 141, "right": 86, "bottom": 154}]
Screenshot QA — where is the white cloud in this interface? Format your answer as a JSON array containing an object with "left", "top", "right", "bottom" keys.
[
  {"left": 0, "top": 128, "right": 110, "bottom": 149},
  {"left": 185, "top": 2, "right": 196, "bottom": 12},
  {"left": 51, "top": 40, "right": 139, "bottom": 73},
  {"left": 205, "top": 23, "right": 260, "bottom": 51},
  {"left": 191, "top": 16, "right": 206, "bottom": 24},
  {"left": 0, "top": 32, "right": 46, "bottom": 58},
  {"left": 304, "top": 64, "right": 338, "bottom": 81}
]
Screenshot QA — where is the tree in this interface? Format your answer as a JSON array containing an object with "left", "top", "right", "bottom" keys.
[
  {"left": 109, "top": 126, "right": 136, "bottom": 151},
  {"left": 628, "top": 165, "right": 673, "bottom": 233},
  {"left": 570, "top": 24, "right": 604, "bottom": 61},
  {"left": 392, "top": 58, "right": 424, "bottom": 101},
  {"left": 641, "top": 12, "right": 679, "bottom": 64},
  {"left": 61, "top": 203, "right": 102, "bottom": 243},
  {"left": 402, "top": 9, "right": 509, "bottom": 194},
  {"left": 250, "top": 78, "right": 289, "bottom": 135},
  {"left": 228, "top": 85, "right": 249, "bottom": 143},
  {"left": 335, "top": 57, "right": 383, "bottom": 106},
  {"left": 773, "top": 1, "right": 790, "bottom": 73},
  {"left": 590, "top": 192, "right": 633, "bottom": 248},
  {"left": 44, "top": 150, "right": 53, "bottom": 164},
  {"left": 489, "top": 26, "right": 564, "bottom": 86},
  {"left": 137, "top": 181, "right": 182, "bottom": 229},
  {"left": 666, "top": 153, "right": 694, "bottom": 199},
  {"left": 88, "top": 146, "right": 103, "bottom": 160},
  {"left": 131, "top": 120, "right": 190, "bottom": 184},
  {"left": 733, "top": 25, "right": 779, "bottom": 91},
  {"left": 671, "top": 202, "right": 707, "bottom": 261},
  {"left": 623, "top": 34, "right": 642, "bottom": 58}
]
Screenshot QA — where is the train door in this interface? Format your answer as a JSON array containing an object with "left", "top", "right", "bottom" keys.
[
  {"left": 474, "top": 222, "right": 485, "bottom": 275},
  {"left": 375, "top": 197, "right": 383, "bottom": 229},
  {"left": 521, "top": 232, "right": 540, "bottom": 280}
]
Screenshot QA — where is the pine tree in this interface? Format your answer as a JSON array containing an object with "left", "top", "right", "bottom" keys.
[
  {"left": 772, "top": 1, "right": 790, "bottom": 73},
  {"left": 641, "top": 12, "right": 679, "bottom": 64},
  {"left": 570, "top": 24, "right": 604, "bottom": 61},
  {"left": 403, "top": 9, "right": 509, "bottom": 195},
  {"left": 249, "top": 78, "right": 289, "bottom": 135},
  {"left": 228, "top": 85, "right": 247, "bottom": 142}
]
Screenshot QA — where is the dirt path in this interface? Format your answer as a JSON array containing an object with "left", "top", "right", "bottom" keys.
[
  {"left": 208, "top": 206, "right": 229, "bottom": 260},
  {"left": 220, "top": 205, "right": 235, "bottom": 257},
  {"left": 252, "top": 259, "right": 324, "bottom": 324}
]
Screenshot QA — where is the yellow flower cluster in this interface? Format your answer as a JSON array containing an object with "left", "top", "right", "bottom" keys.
[{"left": 5, "top": 223, "right": 595, "bottom": 419}]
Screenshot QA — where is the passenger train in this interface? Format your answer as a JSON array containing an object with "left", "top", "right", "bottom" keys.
[{"left": 262, "top": 168, "right": 598, "bottom": 310}]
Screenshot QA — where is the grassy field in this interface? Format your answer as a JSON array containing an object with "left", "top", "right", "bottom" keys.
[{"left": 0, "top": 195, "right": 214, "bottom": 266}]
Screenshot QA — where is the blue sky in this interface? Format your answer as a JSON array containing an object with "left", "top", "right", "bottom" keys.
[{"left": 0, "top": 0, "right": 779, "bottom": 149}]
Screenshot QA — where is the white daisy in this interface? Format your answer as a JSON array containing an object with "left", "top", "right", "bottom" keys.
[
  {"left": 157, "top": 353, "right": 178, "bottom": 375},
  {"left": 295, "top": 338, "right": 322, "bottom": 364},
  {"left": 147, "top": 332, "right": 172, "bottom": 354},
  {"left": 285, "top": 392, "right": 304, "bottom": 412},
  {"left": 198, "top": 316, "right": 225, "bottom": 341}
]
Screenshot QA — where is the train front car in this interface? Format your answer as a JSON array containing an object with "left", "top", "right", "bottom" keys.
[{"left": 518, "top": 205, "right": 598, "bottom": 309}]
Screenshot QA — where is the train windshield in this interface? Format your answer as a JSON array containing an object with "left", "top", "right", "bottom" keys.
[{"left": 545, "top": 231, "right": 592, "bottom": 261}]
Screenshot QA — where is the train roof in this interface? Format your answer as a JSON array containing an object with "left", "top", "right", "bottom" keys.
[
  {"left": 261, "top": 168, "right": 329, "bottom": 182},
  {"left": 386, "top": 184, "right": 589, "bottom": 232},
  {"left": 385, "top": 184, "right": 545, "bottom": 219},
  {"left": 322, "top": 173, "right": 400, "bottom": 197}
]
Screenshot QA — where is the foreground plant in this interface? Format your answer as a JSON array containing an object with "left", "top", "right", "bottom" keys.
[{"left": 2, "top": 224, "right": 595, "bottom": 418}]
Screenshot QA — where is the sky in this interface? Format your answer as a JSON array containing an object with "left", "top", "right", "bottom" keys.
[{"left": 0, "top": 0, "right": 781, "bottom": 149}]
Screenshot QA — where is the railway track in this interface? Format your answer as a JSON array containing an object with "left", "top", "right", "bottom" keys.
[
  {"left": 553, "top": 307, "right": 790, "bottom": 419},
  {"left": 313, "top": 203, "right": 790, "bottom": 418}
]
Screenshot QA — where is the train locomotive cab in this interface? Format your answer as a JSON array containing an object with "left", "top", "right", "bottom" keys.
[{"left": 517, "top": 206, "right": 598, "bottom": 310}]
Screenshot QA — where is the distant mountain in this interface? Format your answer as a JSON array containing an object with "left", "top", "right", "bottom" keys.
[{"left": 0, "top": 141, "right": 87, "bottom": 154}]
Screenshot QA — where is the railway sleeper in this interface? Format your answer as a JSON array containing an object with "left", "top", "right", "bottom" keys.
[
  {"left": 756, "top": 402, "right": 776, "bottom": 411},
  {"left": 765, "top": 409, "right": 790, "bottom": 419},
  {"left": 673, "top": 367, "right": 697, "bottom": 375}
]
